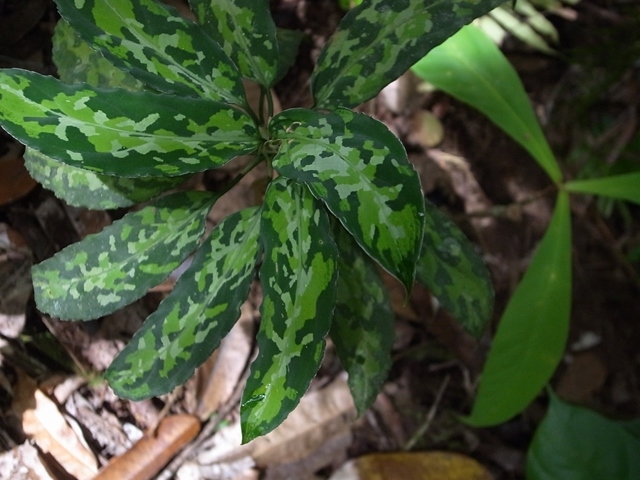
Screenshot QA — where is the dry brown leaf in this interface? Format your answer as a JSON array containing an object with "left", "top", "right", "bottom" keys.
[
  {"left": 94, "top": 414, "right": 200, "bottom": 480},
  {"left": 0, "top": 442, "right": 56, "bottom": 480},
  {"left": 330, "top": 452, "right": 493, "bottom": 480},
  {"left": 0, "top": 147, "right": 37, "bottom": 207}
]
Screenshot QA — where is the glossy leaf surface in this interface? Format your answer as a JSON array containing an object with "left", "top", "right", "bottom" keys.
[
  {"left": 24, "top": 148, "right": 187, "bottom": 209},
  {"left": 189, "top": 0, "right": 278, "bottom": 87},
  {"left": 54, "top": 0, "right": 246, "bottom": 105},
  {"left": 330, "top": 223, "right": 394, "bottom": 415},
  {"left": 564, "top": 172, "right": 640, "bottom": 205},
  {"left": 527, "top": 393, "right": 640, "bottom": 480},
  {"left": 417, "top": 199, "right": 493, "bottom": 339},
  {"left": 312, "top": 0, "right": 504, "bottom": 109},
  {"left": 33, "top": 191, "right": 215, "bottom": 320},
  {"left": 466, "top": 192, "right": 572, "bottom": 426},
  {"left": 107, "top": 207, "right": 261, "bottom": 400},
  {"left": 412, "top": 25, "right": 562, "bottom": 183},
  {"left": 241, "top": 179, "right": 338, "bottom": 442},
  {"left": 271, "top": 108, "right": 424, "bottom": 291},
  {"left": 0, "top": 70, "right": 259, "bottom": 177}
]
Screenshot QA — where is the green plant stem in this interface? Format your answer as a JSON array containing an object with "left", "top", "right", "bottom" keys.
[{"left": 222, "top": 155, "right": 265, "bottom": 196}]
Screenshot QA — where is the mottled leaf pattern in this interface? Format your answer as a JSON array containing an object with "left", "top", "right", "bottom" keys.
[
  {"left": 53, "top": 18, "right": 143, "bottom": 91},
  {"left": 0, "top": 70, "right": 259, "bottom": 177},
  {"left": 189, "top": 0, "right": 278, "bottom": 87},
  {"left": 312, "top": 0, "right": 504, "bottom": 109},
  {"left": 417, "top": 199, "right": 493, "bottom": 338},
  {"left": 106, "top": 207, "right": 261, "bottom": 400},
  {"left": 33, "top": 191, "right": 216, "bottom": 320},
  {"left": 24, "top": 148, "right": 187, "bottom": 209},
  {"left": 270, "top": 108, "right": 424, "bottom": 290},
  {"left": 241, "top": 178, "right": 338, "bottom": 442},
  {"left": 54, "top": 0, "right": 246, "bottom": 105},
  {"left": 330, "top": 222, "right": 394, "bottom": 415}
]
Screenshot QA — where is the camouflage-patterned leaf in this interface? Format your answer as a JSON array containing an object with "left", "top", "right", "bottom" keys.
[
  {"left": 417, "top": 199, "right": 493, "bottom": 339},
  {"left": 32, "top": 191, "right": 215, "bottom": 320},
  {"left": 312, "top": 0, "right": 504, "bottom": 109},
  {"left": 330, "top": 222, "right": 394, "bottom": 415},
  {"left": 53, "top": 18, "right": 143, "bottom": 91},
  {"left": 0, "top": 70, "right": 259, "bottom": 177},
  {"left": 275, "top": 28, "right": 304, "bottom": 83},
  {"left": 106, "top": 207, "right": 261, "bottom": 400},
  {"left": 188, "top": 0, "right": 278, "bottom": 87},
  {"left": 241, "top": 178, "right": 338, "bottom": 442},
  {"left": 54, "top": 0, "right": 246, "bottom": 105},
  {"left": 270, "top": 107, "right": 424, "bottom": 291},
  {"left": 24, "top": 148, "right": 187, "bottom": 209}
]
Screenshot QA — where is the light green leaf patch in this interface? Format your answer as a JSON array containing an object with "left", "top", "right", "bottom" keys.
[
  {"left": 107, "top": 207, "right": 262, "bottom": 400},
  {"left": 189, "top": 0, "right": 278, "bottom": 87},
  {"left": 417, "top": 199, "right": 493, "bottom": 339},
  {"left": 466, "top": 191, "right": 572, "bottom": 426},
  {"left": 270, "top": 107, "right": 424, "bottom": 291},
  {"left": 330, "top": 222, "right": 394, "bottom": 415},
  {"left": 412, "top": 24, "right": 562, "bottom": 183},
  {"left": 0, "top": 70, "right": 259, "bottom": 177},
  {"left": 54, "top": 0, "right": 246, "bottom": 105},
  {"left": 33, "top": 191, "right": 216, "bottom": 321},
  {"left": 564, "top": 172, "right": 640, "bottom": 205},
  {"left": 241, "top": 179, "right": 338, "bottom": 442},
  {"left": 24, "top": 148, "right": 187, "bottom": 209},
  {"left": 312, "top": 0, "right": 505, "bottom": 109}
]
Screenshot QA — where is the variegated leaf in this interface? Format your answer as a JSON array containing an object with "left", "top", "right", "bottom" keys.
[
  {"left": 241, "top": 178, "right": 338, "bottom": 442},
  {"left": 0, "top": 70, "right": 259, "bottom": 177},
  {"left": 53, "top": 18, "right": 143, "bottom": 91},
  {"left": 33, "top": 191, "right": 216, "bottom": 320},
  {"left": 270, "top": 108, "right": 424, "bottom": 291},
  {"left": 54, "top": 0, "right": 247, "bottom": 105},
  {"left": 417, "top": 199, "right": 493, "bottom": 339},
  {"left": 189, "top": 0, "right": 278, "bottom": 87},
  {"left": 330, "top": 222, "right": 394, "bottom": 415},
  {"left": 23, "top": 148, "right": 187, "bottom": 209},
  {"left": 106, "top": 207, "right": 261, "bottom": 400},
  {"left": 312, "top": 0, "right": 504, "bottom": 109}
]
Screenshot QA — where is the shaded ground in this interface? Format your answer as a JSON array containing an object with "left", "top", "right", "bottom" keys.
[{"left": 1, "top": 0, "right": 639, "bottom": 478}]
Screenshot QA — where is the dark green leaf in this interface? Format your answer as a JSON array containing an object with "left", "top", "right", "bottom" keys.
[
  {"left": 106, "top": 207, "right": 261, "bottom": 400},
  {"left": 54, "top": 0, "right": 246, "bottom": 105},
  {"left": 565, "top": 172, "right": 640, "bottom": 205},
  {"left": 32, "top": 191, "right": 215, "bottom": 320},
  {"left": 270, "top": 107, "right": 424, "bottom": 291},
  {"left": 241, "top": 178, "right": 338, "bottom": 442},
  {"left": 330, "top": 223, "right": 394, "bottom": 415},
  {"left": 412, "top": 24, "right": 562, "bottom": 183},
  {"left": 527, "top": 392, "right": 640, "bottom": 480},
  {"left": 275, "top": 28, "right": 304, "bottom": 83},
  {"left": 0, "top": 70, "right": 259, "bottom": 177},
  {"left": 417, "top": 199, "right": 493, "bottom": 339},
  {"left": 24, "top": 148, "right": 187, "bottom": 209},
  {"left": 466, "top": 192, "right": 572, "bottom": 426},
  {"left": 188, "top": 0, "right": 278, "bottom": 87},
  {"left": 312, "top": 0, "right": 504, "bottom": 109}
]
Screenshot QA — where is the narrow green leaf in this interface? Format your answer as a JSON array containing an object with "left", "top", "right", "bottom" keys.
[
  {"left": 527, "top": 392, "right": 640, "bottom": 480},
  {"left": 33, "top": 191, "right": 215, "bottom": 321},
  {"left": 106, "top": 207, "right": 261, "bottom": 400},
  {"left": 330, "top": 223, "right": 394, "bottom": 415},
  {"left": 188, "top": 0, "right": 278, "bottom": 87},
  {"left": 53, "top": 18, "right": 143, "bottom": 91},
  {"left": 241, "top": 179, "right": 338, "bottom": 442},
  {"left": 54, "top": 0, "right": 246, "bottom": 105},
  {"left": 0, "top": 70, "right": 259, "bottom": 177},
  {"left": 275, "top": 28, "right": 304, "bottom": 83},
  {"left": 24, "top": 148, "right": 187, "bottom": 209},
  {"left": 270, "top": 107, "right": 424, "bottom": 291},
  {"left": 312, "top": 0, "right": 504, "bottom": 109},
  {"left": 466, "top": 191, "right": 572, "bottom": 426},
  {"left": 417, "top": 199, "right": 493, "bottom": 339},
  {"left": 564, "top": 172, "right": 640, "bottom": 205},
  {"left": 412, "top": 24, "right": 562, "bottom": 183}
]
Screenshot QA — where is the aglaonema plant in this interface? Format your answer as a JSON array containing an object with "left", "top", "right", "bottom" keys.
[{"left": 0, "top": 0, "right": 500, "bottom": 442}]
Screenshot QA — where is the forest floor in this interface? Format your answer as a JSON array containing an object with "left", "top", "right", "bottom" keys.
[{"left": 0, "top": 0, "right": 639, "bottom": 479}]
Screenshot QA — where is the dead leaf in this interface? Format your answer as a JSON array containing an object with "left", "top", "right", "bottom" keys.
[
  {"left": 0, "top": 148, "right": 37, "bottom": 206},
  {"left": 330, "top": 451, "right": 493, "bottom": 480},
  {"left": 0, "top": 442, "right": 56, "bottom": 480},
  {"left": 556, "top": 352, "right": 608, "bottom": 404}
]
